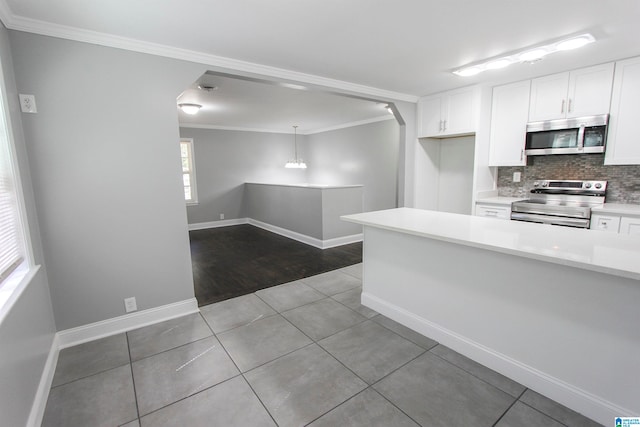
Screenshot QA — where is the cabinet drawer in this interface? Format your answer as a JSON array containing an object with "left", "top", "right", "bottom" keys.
[
  {"left": 590, "top": 214, "right": 621, "bottom": 233},
  {"left": 476, "top": 205, "right": 511, "bottom": 220}
]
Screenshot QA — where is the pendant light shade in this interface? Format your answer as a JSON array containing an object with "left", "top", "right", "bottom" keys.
[{"left": 285, "top": 125, "right": 307, "bottom": 169}]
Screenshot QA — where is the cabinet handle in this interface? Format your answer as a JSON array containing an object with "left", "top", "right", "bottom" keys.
[
  {"left": 520, "top": 149, "right": 524, "bottom": 161},
  {"left": 485, "top": 210, "right": 498, "bottom": 216},
  {"left": 561, "top": 99, "right": 565, "bottom": 114},
  {"left": 443, "top": 119, "right": 447, "bottom": 131},
  {"left": 568, "top": 98, "right": 572, "bottom": 113}
]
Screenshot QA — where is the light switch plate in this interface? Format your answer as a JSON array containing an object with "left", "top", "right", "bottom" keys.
[
  {"left": 19, "top": 94, "right": 37, "bottom": 113},
  {"left": 124, "top": 297, "right": 137, "bottom": 313},
  {"left": 513, "top": 172, "right": 521, "bottom": 183}
]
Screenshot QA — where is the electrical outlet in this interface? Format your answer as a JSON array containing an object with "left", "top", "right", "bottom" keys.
[
  {"left": 124, "top": 297, "right": 137, "bottom": 313},
  {"left": 220, "top": 213, "right": 225, "bottom": 220},
  {"left": 19, "top": 94, "right": 37, "bottom": 113},
  {"left": 513, "top": 172, "right": 521, "bottom": 183}
]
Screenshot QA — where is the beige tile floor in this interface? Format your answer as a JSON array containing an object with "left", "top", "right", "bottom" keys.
[{"left": 42, "top": 265, "right": 603, "bottom": 427}]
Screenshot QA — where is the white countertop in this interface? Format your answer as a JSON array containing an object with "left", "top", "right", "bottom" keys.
[
  {"left": 246, "top": 182, "right": 363, "bottom": 189},
  {"left": 342, "top": 207, "right": 640, "bottom": 280},
  {"left": 476, "top": 196, "right": 524, "bottom": 205},
  {"left": 592, "top": 203, "right": 640, "bottom": 217}
]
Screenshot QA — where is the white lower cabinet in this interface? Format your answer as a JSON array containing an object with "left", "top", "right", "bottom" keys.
[
  {"left": 476, "top": 204, "right": 511, "bottom": 220},
  {"left": 591, "top": 212, "right": 640, "bottom": 235},
  {"left": 590, "top": 214, "right": 621, "bottom": 233},
  {"left": 620, "top": 217, "right": 640, "bottom": 235}
]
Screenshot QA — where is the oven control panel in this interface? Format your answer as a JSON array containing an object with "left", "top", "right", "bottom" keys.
[{"left": 531, "top": 180, "right": 607, "bottom": 194}]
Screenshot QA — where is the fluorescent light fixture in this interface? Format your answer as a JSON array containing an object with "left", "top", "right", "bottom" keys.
[
  {"left": 556, "top": 34, "right": 595, "bottom": 51},
  {"left": 178, "top": 103, "right": 202, "bottom": 114},
  {"left": 518, "top": 48, "right": 549, "bottom": 62},
  {"left": 453, "top": 33, "right": 596, "bottom": 77},
  {"left": 485, "top": 59, "right": 511, "bottom": 70}
]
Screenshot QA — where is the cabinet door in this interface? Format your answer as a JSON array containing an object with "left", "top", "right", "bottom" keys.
[
  {"left": 566, "top": 63, "right": 614, "bottom": 118},
  {"left": 444, "top": 87, "right": 478, "bottom": 136},
  {"left": 417, "top": 95, "right": 444, "bottom": 138},
  {"left": 489, "top": 81, "right": 530, "bottom": 166},
  {"left": 529, "top": 72, "right": 570, "bottom": 121},
  {"left": 620, "top": 217, "right": 640, "bottom": 235},
  {"left": 590, "top": 214, "right": 621, "bottom": 233},
  {"left": 605, "top": 56, "right": 640, "bottom": 165}
]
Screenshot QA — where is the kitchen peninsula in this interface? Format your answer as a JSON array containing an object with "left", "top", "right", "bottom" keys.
[
  {"left": 342, "top": 208, "right": 639, "bottom": 424},
  {"left": 245, "top": 183, "right": 363, "bottom": 249}
]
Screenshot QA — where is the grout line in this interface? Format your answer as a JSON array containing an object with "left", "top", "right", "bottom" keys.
[
  {"left": 240, "top": 373, "right": 280, "bottom": 426},
  {"left": 491, "top": 388, "right": 528, "bottom": 427},
  {"left": 135, "top": 374, "right": 244, "bottom": 420},
  {"left": 370, "top": 314, "right": 439, "bottom": 351},
  {"left": 427, "top": 344, "right": 525, "bottom": 399},
  {"left": 517, "top": 398, "right": 575, "bottom": 427},
  {"left": 125, "top": 333, "right": 142, "bottom": 424}
]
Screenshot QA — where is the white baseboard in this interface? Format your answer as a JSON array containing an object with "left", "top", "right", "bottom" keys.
[
  {"left": 189, "top": 217, "right": 362, "bottom": 249},
  {"left": 321, "top": 233, "right": 363, "bottom": 249},
  {"left": 188, "top": 218, "right": 248, "bottom": 231},
  {"left": 249, "top": 218, "right": 362, "bottom": 249},
  {"left": 57, "top": 298, "right": 199, "bottom": 349},
  {"left": 27, "top": 333, "right": 59, "bottom": 427},
  {"left": 362, "top": 292, "right": 631, "bottom": 425}
]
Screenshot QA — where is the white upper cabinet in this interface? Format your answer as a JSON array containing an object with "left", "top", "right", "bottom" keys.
[
  {"left": 605, "top": 56, "right": 640, "bottom": 165},
  {"left": 418, "top": 86, "right": 479, "bottom": 138},
  {"left": 528, "top": 63, "right": 614, "bottom": 121},
  {"left": 489, "top": 80, "right": 531, "bottom": 166}
]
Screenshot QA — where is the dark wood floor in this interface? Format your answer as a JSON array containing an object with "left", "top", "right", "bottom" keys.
[{"left": 189, "top": 224, "right": 363, "bottom": 307}]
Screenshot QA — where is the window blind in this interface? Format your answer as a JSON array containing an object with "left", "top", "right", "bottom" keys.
[{"left": 0, "top": 95, "right": 24, "bottom": 284}]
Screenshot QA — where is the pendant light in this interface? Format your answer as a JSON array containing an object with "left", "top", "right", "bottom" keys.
[{"left": 285, "top": 125, "right": 307, "bottom": 169}]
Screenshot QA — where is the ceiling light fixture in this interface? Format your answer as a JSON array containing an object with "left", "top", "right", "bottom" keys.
[
  {"left": 178, "top": 103, "right": 202, "bottom": 115},
  {"left": 453, "top": 33, "right": 596, "bottom": 77},
  {"left": 385, "top": 104, "right": 394, "bottom": 115},
  {"left": 285, "top": 125, "right": 307, "bottom": 169}
]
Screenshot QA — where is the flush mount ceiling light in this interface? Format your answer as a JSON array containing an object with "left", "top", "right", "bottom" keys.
[
  {"left": 178, "top": 103, "right": 202, "bottom": 115},
  {"left": 285, "top": 125, "right": 307, "bottom": 169},
  {"left": 453, "top": 33, "right": 596, "bottom": 77}
]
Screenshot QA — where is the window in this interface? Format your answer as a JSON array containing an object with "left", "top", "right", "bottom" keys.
[
  {"left": 180, "top": 138, "right": 198, "bottom": 205},
  {"left": 0, "top": 63, "right": 29, "bottom": 295}
]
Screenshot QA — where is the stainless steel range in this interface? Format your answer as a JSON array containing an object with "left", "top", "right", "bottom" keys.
[{"left": 511, "top": 180, "right": 607, "bottom": 228}]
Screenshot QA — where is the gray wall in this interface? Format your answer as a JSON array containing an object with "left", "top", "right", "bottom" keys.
[
  {"left": 0, "top": 23, "right": 56, "bottom": 426},
  {"left": 10, "top": 31, "right": 200, "bottom": 330},
  {"left": 246, "top": 184, "right": 323, "bottom": 239},
  {"left": 182, "top": 118, "right": 399, "bottom": 225},
  {"left": 245, "top": 184, "right": 363, "bottom": 240},
  {"left": 306, "top": 119, "right": 399, "bottom": 213},
  {"left": 180, "top": 128, "right": 307, "bottom": 224}
]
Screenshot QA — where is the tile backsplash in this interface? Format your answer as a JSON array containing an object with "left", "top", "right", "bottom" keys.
[{"left": 497, "top": 154, "right": 640, "bottom": 204}]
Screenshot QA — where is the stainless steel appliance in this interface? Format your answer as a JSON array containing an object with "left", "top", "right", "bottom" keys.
[
  {"left": 525, "top": 114, "right": 608, "bottom": 156},
  {"left": 511, "top": 179, "right": 607, "bottom": 228}
]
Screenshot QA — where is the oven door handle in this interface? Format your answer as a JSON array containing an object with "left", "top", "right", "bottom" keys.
[{"left": 510, "top": 212, "right": 590, "bottom": 228}]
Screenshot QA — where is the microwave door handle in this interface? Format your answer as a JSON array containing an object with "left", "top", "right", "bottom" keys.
[{"left": 577, "top": 124, "right": 585, "bottom": 150}]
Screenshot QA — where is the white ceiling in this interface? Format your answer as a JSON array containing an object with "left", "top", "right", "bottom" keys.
[
  {"left": 2, "top": 0, "right": 640, "bottom": 132},
  {"left": 177, "top": 72, "right": 393, "bottom": 134}
]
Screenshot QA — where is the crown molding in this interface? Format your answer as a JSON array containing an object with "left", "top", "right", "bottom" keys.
[
  {"left": 0, "top": 6, "right": 418, "bottom": 103},
  {"left": 179, "top": 123, "right": 296, "bottom": 135},
  {"left": 179, "top": 115, "right": 395, "bottom": 135},
  {"left": 304, "top": 115, "right": 395, "bottom": 135}
]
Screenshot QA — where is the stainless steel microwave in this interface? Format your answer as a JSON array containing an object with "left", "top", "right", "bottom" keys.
[{"left": 524, "top": 114, "right": 608, "bottom": 156}]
